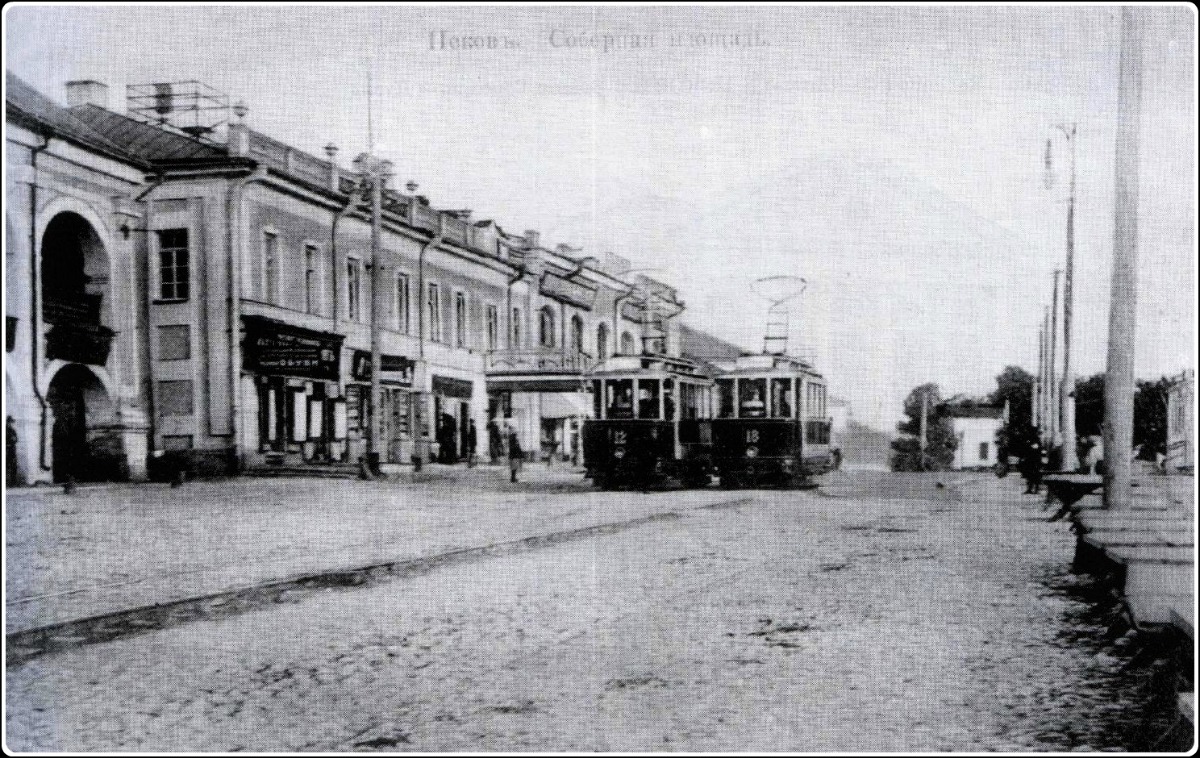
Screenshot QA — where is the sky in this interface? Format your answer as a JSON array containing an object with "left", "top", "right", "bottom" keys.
[{"left": 5, "top": 3, "right": 1196, "bottom": 431}]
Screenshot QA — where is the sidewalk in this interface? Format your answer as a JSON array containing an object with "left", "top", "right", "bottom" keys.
[{"left": 5, "top": 464, "right": 752, "bottom": 634}]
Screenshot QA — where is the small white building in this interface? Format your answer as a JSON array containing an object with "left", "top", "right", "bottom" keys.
[{"left": 944, "top": 402, "right": 1004, "bottom": 471}]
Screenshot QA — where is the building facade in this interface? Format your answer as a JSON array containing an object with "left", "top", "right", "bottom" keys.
[
  {"left": 5, "top": 75, "right": 684, "bottom": 483},
  {"left": 944, "top": 403, "right": 1003, "bottom": 471},
  {"left": 1165, "top": 369, "right": 1194, "bottom": 474}
]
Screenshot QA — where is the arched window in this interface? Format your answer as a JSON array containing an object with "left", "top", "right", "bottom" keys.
[
  {"left": 539, "top": 306, "right": 556, "bottom": 348},
  {"left": 597, "top": 323, "right": 609, "bottom": 360},
  {"left": 620, "top": 331, "right": 635, "bottom": 355},
  {"left": 571, "top": 315, "right": 584, "bottom": 354}
]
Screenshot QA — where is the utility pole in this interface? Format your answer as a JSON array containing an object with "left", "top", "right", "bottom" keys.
[
  {"left": 1041, "top": 306, "right": 1051, "bottom": 444},
  {"left": 918, "top": 389, "right": 928, "bottom": 472},
  {"left": 1035, "top": 320, "right": 1045, "bottom": 431},
  {"left": 1049, "top": 269, "right": 1061, "bottom": 453},
  {"left": 1057, "top": 122, "right": 1079, "bottom": 472},
  {"left": 1104, "top": 7, "right": 1143, "bottom": 509}
]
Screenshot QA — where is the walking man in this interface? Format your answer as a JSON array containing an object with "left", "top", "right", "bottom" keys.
[
  {"left": 506, "top": 422, "right": 523, "bottom": 483},
  {"left": 466, "top": 419, "right": 478, "bottom": 468}
]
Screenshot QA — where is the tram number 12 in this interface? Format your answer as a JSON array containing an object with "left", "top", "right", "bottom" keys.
[{"left": 611, "top": 430, "right": 627, "bottom": 445}]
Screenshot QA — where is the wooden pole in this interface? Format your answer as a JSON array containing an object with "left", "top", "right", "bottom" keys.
[
  {"left": 1103, "top": 7, "right": 1143, "bottom": 509},
  {"left": 1049, "top": 269, "right": 1061, "bottom": 452},
  {"left": 919, "top": 389, "right": 928, "bottom": 472},
  {"left": 1060, "top": 124, "right": 1079, "bottom": 470},
  {"left": 1042, "top": 306, "right": 1051, "bottom": 444}
]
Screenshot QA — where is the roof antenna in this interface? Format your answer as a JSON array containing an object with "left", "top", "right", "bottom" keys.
[{"left": 751, "top": 275, "right": 806, "bottom": 356}]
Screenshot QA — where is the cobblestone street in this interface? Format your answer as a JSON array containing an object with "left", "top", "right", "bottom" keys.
[{"left": 5, "top": 472, "right": 1175, "bottom": 752}]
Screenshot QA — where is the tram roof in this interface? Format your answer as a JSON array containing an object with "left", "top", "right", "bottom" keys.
[
  {"left": 587, "top": 353, "right": 713, "bottom": 380},
  {"left": 711, "top": 353, "right": 824, "bottom": 379}
]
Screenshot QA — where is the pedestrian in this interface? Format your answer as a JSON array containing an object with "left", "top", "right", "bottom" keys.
[
  {"left": 466, "top": 419, "right": 477, "bottom": 468},
  {"left": 6, "top": 416, "right": 18, "bottom": 488},
  {"left": 487, "top": 418, "right": 501, "bottom": 464},
  {"left": 1020, "top": 439, "right": 1043, "bottom": 494},
  {"left": 506, "top": 423, "right": 523, "bottom": 483}
]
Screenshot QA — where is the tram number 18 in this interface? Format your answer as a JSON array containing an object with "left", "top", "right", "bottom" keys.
[{"left": 745, "top": 430, "right": 760, "bottom": 443}]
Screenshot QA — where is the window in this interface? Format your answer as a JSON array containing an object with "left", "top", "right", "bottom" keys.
[
  {"left": 396, "top": 272, "right": 411, "bottom": 333},
  {"left": 739, "top": 378, "right": 767, "bottom": 418},
  {"left": 511, "top": 307, "right": 522, "bottom": 348},
  {"left": 158, "top": 325, "right": 191, "bottom": 361},
  {"left": 485, "top": 305, "right": 498, "bottom": 351},
  {"left": 427, "top": 283, "right": 441, "bottom": 342},
  {"left": 597, "top": 323, "right": 609, "bottom": 360},
  {"left": 637, "top": 379, "right": 661, "bottom": 420},
  {"left": 979, "top": 442, "right": 990, "bottom": 462},
  {"left": 157, "top": 380, "right": 194, "bottom": 416},
  {"left": 346, "top": 258, "right": 362, "bottom": 321},
  {"left": 620, "top": 331, "right": 635, "bottom": 354},
  {"left": 606, "top": 379, "right": 634, "bottom": 419},
  {"left": 771, "top": 378, "right": 793, "bottom": 418},
  {"left": 717, "top": 379, "right": 735, "bottom": 418},
  {"left": 157, "top": 229, "right": 189, "bottom": 301},
  {"left": 304, "top": 243, "right": 320, "bottom": 314},
  {"left": 262, "top": 231, "right": 279, "bottom": 303},
  {"left": 539, "top": 306, "right": 556, "bottom": 348},
  {"left": 455, "top": 292, "right": 467, "bottom": 348},
  {"left": 571, "top": 315, "right": 584, "bottom": 354}
]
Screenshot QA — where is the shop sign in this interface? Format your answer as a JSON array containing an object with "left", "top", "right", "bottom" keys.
[
  {"left": 243, "top": 316, "right": 341, "bottom": 380},
  {"left": 432, "top": 375, "right": 474, "bottom": 399},
  {"left": 351, "top": 350, "right": 413, "bottom": 384},
  {"left": 540, "top": 272, "right": 596, "bottom": 310}
]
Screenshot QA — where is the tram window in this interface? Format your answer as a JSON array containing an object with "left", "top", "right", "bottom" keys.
[
  {"left": 638, "top": 379, "right": 661, "bottom": 420},
  {"left": 607, "top": 379, "right": 634, "bottom": 419},
  {"left": 771, "top": 378, "right": 793, "bottom": 419},
  {"left": 739, "top": 378, "right": 767, "bottom": 418},
  {"left": 681, "top": 382, "right": 700, "bottom": 420},
  {"left": 663, "top": 379, "right": 676, "bottom": 421},
  {"left": 717, "top": 379, "right": 735, "bottom": 418},
  {"left": 592, "top": 380, "right": 602, "bottom": 419}
]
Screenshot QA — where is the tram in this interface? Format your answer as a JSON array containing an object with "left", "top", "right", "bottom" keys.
[
  {"left": 710, "top": 353, "right": 834, "bottom": 488},
  {"left": 581, "top": 353, "right": 716, "bottom": 490}
]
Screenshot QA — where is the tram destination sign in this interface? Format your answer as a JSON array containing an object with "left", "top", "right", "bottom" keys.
[
  {"left": 539, "top": 272, "right": 596, "bottom": 310},
  {"left": 242, "top": 315, "right": 341, "bottom": 381}
]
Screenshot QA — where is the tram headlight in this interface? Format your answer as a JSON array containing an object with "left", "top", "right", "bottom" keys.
[
  {"left": 745, "top": 446, "right": 759, "bottom": 459},
  {"left": 782, "top": 457, "right": 795, "bottom": 472},
  {"left": 613, "top": 447, "right": 626, "bottom": 460}
]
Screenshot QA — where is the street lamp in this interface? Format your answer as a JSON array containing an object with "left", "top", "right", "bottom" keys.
[{"left": 352, "top": 152, "right": 394, "bottom": 476}]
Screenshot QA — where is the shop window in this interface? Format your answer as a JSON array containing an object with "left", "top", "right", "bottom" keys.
[
  {"left": 157, "top": 380, "right": 194, "bottom": 416},
  {"left": 511, "top": 307, "right": 522, "bottom": 349},
  {"left": 158, "top": 325, "right": 191, "bottom": 361},
  {"left": 157, "top": 229, "right": 189, "bottom": 301}
]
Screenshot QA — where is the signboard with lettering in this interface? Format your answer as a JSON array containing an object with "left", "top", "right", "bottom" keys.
[
  {"left": 540, "top": 272, "right": 596, "bottom": 310},
  {"left": 242, "top": 316, "right": 341, "bottom": 381},
  {"left": 351, "top": 350, "right": 414, "bottom": 385},
  {"left": 432, "top": 375, "right": 474, "bottom": 400}
]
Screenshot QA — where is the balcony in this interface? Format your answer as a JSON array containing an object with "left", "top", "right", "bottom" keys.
[{"left": 485, "top": 349, "right": 594, "bottom": 375}]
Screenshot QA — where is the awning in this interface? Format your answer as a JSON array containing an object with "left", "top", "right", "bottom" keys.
[{"left": 540, "top": 392, "right": 591, "bottom": 419}]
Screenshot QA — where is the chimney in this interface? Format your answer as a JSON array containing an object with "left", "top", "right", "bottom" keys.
[
  {"left": 65, "top": 80, "right": 108, "bottom": 109},
  {"left": 524, "top": 229, "right": 540, "bottom": 249}
]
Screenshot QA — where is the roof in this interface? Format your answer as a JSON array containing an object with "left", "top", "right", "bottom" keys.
[
  {"left": 6, "top": 72, "right": 139, "bottom": 163},
  {"left": 67, "top": 103, "right": 230, "bottom": 163},
  {"left": 679, "top": 324, "right": 746, "bottom": 361}
]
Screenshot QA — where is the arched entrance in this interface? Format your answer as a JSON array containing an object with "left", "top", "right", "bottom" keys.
[
  {"left": 46, "top": 364, "right": 117, "bottom": 483},
  {"left": 40, "top": 212, "right": 114, "bottom": 366}
]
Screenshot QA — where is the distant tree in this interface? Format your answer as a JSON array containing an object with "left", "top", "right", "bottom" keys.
[
  {"left": 1073, "top": 373, "right": 1106, "bottom": 438},
  {"left": 890, "top": 383, "right": 957, "bottom": 472},
  {"left": 988, "top": 365, "right": 1035, "bottom": 460},
  {"left": 1066, "top": 373, "right": 1169, "bottom": 459},
  {"left": 1134, "top": 377, "right": 1171, "bottom": 459}
]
